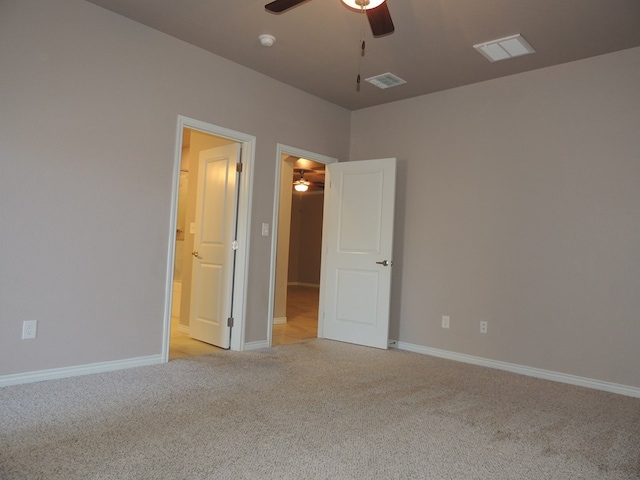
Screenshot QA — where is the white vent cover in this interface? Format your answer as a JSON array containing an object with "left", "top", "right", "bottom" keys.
[
  {"left": 473, "top": 34, "right": 535, "bottom": 62},
  {"left": 365, "top": 72, "right": 407, "bottom": 89}
]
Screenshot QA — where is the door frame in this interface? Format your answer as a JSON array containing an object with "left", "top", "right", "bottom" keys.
[
  {"left": 162, "top": 115, "right": 255, "bottom": 360},
  {"left": 267, "top": 144, "right": 337, "bottom": 346}
]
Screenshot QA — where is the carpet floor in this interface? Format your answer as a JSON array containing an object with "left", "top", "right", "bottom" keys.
[{"left": 1, "top": 340, "right": 639, "bottom": 479}]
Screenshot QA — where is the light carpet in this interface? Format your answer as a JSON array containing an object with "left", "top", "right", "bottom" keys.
[{"left": 1, "top": 339, "right": 639, "bottom": 479}]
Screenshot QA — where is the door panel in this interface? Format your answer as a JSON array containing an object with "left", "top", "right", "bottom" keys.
[
  {"left": 320, "top": 158, "right": 396, "bottom": 349},
  {"left": 335, "top": 269, "right": 379, "bottom": 324},
  {"left": 338, "top": 171, "right": 384, "bottom": 253},
  {"left": 189, "top": 143, "right": 240, "bottom": 348}
]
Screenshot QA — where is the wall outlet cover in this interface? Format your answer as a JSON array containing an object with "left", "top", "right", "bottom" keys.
[{"left": 22, "top": 320, "right": 37, "bottom": 339}]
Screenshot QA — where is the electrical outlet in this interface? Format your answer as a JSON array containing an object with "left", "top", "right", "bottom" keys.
[
  {"left": 480, "top": 321, "right": 488, "bottom": 334},
  {"left": 22, "top": 320, "right": 37, "bottom": 339},
  {"left": 441, "top": 316, "right": 450, "bottom": 329}
]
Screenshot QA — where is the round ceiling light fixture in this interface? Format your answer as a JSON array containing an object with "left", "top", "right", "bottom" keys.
[
  {"left": 341, "top": 0, "right": 385, "bottom": 10},
  {"left": 258, "top": 34, "right": 276, "bottom": 47}
]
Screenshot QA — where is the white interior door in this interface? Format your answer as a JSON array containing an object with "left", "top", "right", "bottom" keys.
[
  {"left": 319, "top": 158, "right": 396, "bottom": 349},
  {"left": 189, "top": 143, "right": 240, "bottom": 348}
]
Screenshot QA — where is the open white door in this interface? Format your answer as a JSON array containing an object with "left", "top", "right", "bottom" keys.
[
  {"left": 189, "top": 143, "right": 240, "bottom": 348},
  {"left": 319, "top": 158, "right": 396, "bottom": 349}
]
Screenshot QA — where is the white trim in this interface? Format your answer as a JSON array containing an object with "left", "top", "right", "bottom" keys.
[
  {"left": 176, "top": 324, "right": 189, "bottom": 334},
  {"left": 243, "top": 340, "right": 270, "bottom": 351},
  {"left": 273, "top": 316, "right": 287, "bottom": 325},
  {"left": 232, "top": 132, "right": 255, "bottom": 352},
  {"left": 163, "top": 116, "right": 255, "bottom": 359},
  {"left": 267, "top": 145, "right": 338, "bottom": 347},
  {"left": 391, "top": 341, "right": 640, "bottom": 399},
  {"left": 0, "top": 355, "right": 163, "bottom": 388}
]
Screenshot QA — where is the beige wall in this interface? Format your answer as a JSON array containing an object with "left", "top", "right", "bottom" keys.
[
  {"left": 0, "top": 0, "right": 349, "bottom": 375},
  {"left": 288, "top": 193, "right": 324, "bottom": 286},
  {"left": 274, "top": 160, "right": 294, "bottom": 321},
  {"left": 350, "top": 47, "right": 640, "bottom": 388},
  {"left": 287, "top": 195, "right": 302, "bottom": 283}
]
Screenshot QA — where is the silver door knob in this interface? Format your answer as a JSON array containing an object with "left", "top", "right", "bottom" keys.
[
  {"left": 192, "top": 250, "right": 199, "bottom": 257},
  {"left": 376, "top": 260, "right": 392, "bottom": 266}
]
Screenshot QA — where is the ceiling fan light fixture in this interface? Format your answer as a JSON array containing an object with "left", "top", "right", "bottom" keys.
[
  {"left": 293, "top": 169, "right": 311, "bottom": 192},
  {"left": 294, "top": 182, "right": 309, "bottom": 192},
  {"left": 341, "top": 0, "right": 385, "bottom": 11}
]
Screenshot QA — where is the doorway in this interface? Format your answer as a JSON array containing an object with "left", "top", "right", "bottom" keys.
[
  {"left": 163, "top": 117, "right": 255, "bottom": 361},
  {"left": 269, "top": 145, "right": 337, "bottom": 346}
]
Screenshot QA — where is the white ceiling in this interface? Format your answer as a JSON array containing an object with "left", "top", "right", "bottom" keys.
[{"left": 85, "top": 0, "right": 640, "bottom": 111}]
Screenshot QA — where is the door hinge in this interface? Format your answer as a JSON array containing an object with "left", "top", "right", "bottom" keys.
[
  {"left": 236, "top": 162, "right": 243, "bottom": 173},
  {"left": 232, "top": 240, "right": 239, "bottom": 250},
  {"left": 227, "top": 317, "right": 234, "bottom": 328}
]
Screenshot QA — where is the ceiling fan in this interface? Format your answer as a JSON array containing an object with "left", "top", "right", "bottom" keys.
[
  {"left": 293, "top": 169, "right": 324, "bottom": 192},
  {"left": 265, "top": 0, "right": 395, "bottom": 37}
]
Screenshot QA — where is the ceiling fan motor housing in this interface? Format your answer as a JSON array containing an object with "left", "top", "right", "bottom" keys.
[{"left": 265, "top": 0, "right": 394, "bottom": 37}]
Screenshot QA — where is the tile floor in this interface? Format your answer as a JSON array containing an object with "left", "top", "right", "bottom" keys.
[
  {"left": 272, "top": 285, "right": 319, "bottom": 346},
  {"left": 169, "top": 319, "right": 220, "bottom": 360},
  {"left": 169, "top": 284, "right": 319, "bottom": 359}
]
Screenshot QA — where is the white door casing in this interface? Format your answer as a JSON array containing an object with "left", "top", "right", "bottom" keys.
[
  {"left": 319, "top": 158, "right": 396, "bottom": 349},
  {"left": 189, "top": 144, "right": 240, "bottom": 348}
]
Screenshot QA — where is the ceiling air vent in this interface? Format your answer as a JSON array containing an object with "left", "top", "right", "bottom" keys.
[
  {"left": 473, "top": 34, "right": 535, "bottom": 62},
  {"left": 365, "top": 72, "right": 407, "bottom": 89}
]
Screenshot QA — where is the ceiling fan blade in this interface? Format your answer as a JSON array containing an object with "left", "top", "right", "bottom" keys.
[
  {"left": 265, "top": 0, "right": 309, "bottom": 13},
  {"left": 366, "top": 2, "right": 394, "bottom": 37}
]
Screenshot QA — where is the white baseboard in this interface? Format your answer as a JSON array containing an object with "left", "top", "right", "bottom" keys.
[
  {"left": 176, "top": 323, "right": 189, "bottom": 334},
  {"left": 243, "top": 340, "right": 270, "bottom": 351},
  {"left": 273, "top": 316, "right": 287, "bottom": 325},
  {"left": 0, "top": 355, "right": 164, "bottom": 388},
  {"left": 391, "top": 341, "right": 640, "bottom": 399},
  {"left": 9, "top": 341, "right": 636, "bottom": 399}
]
